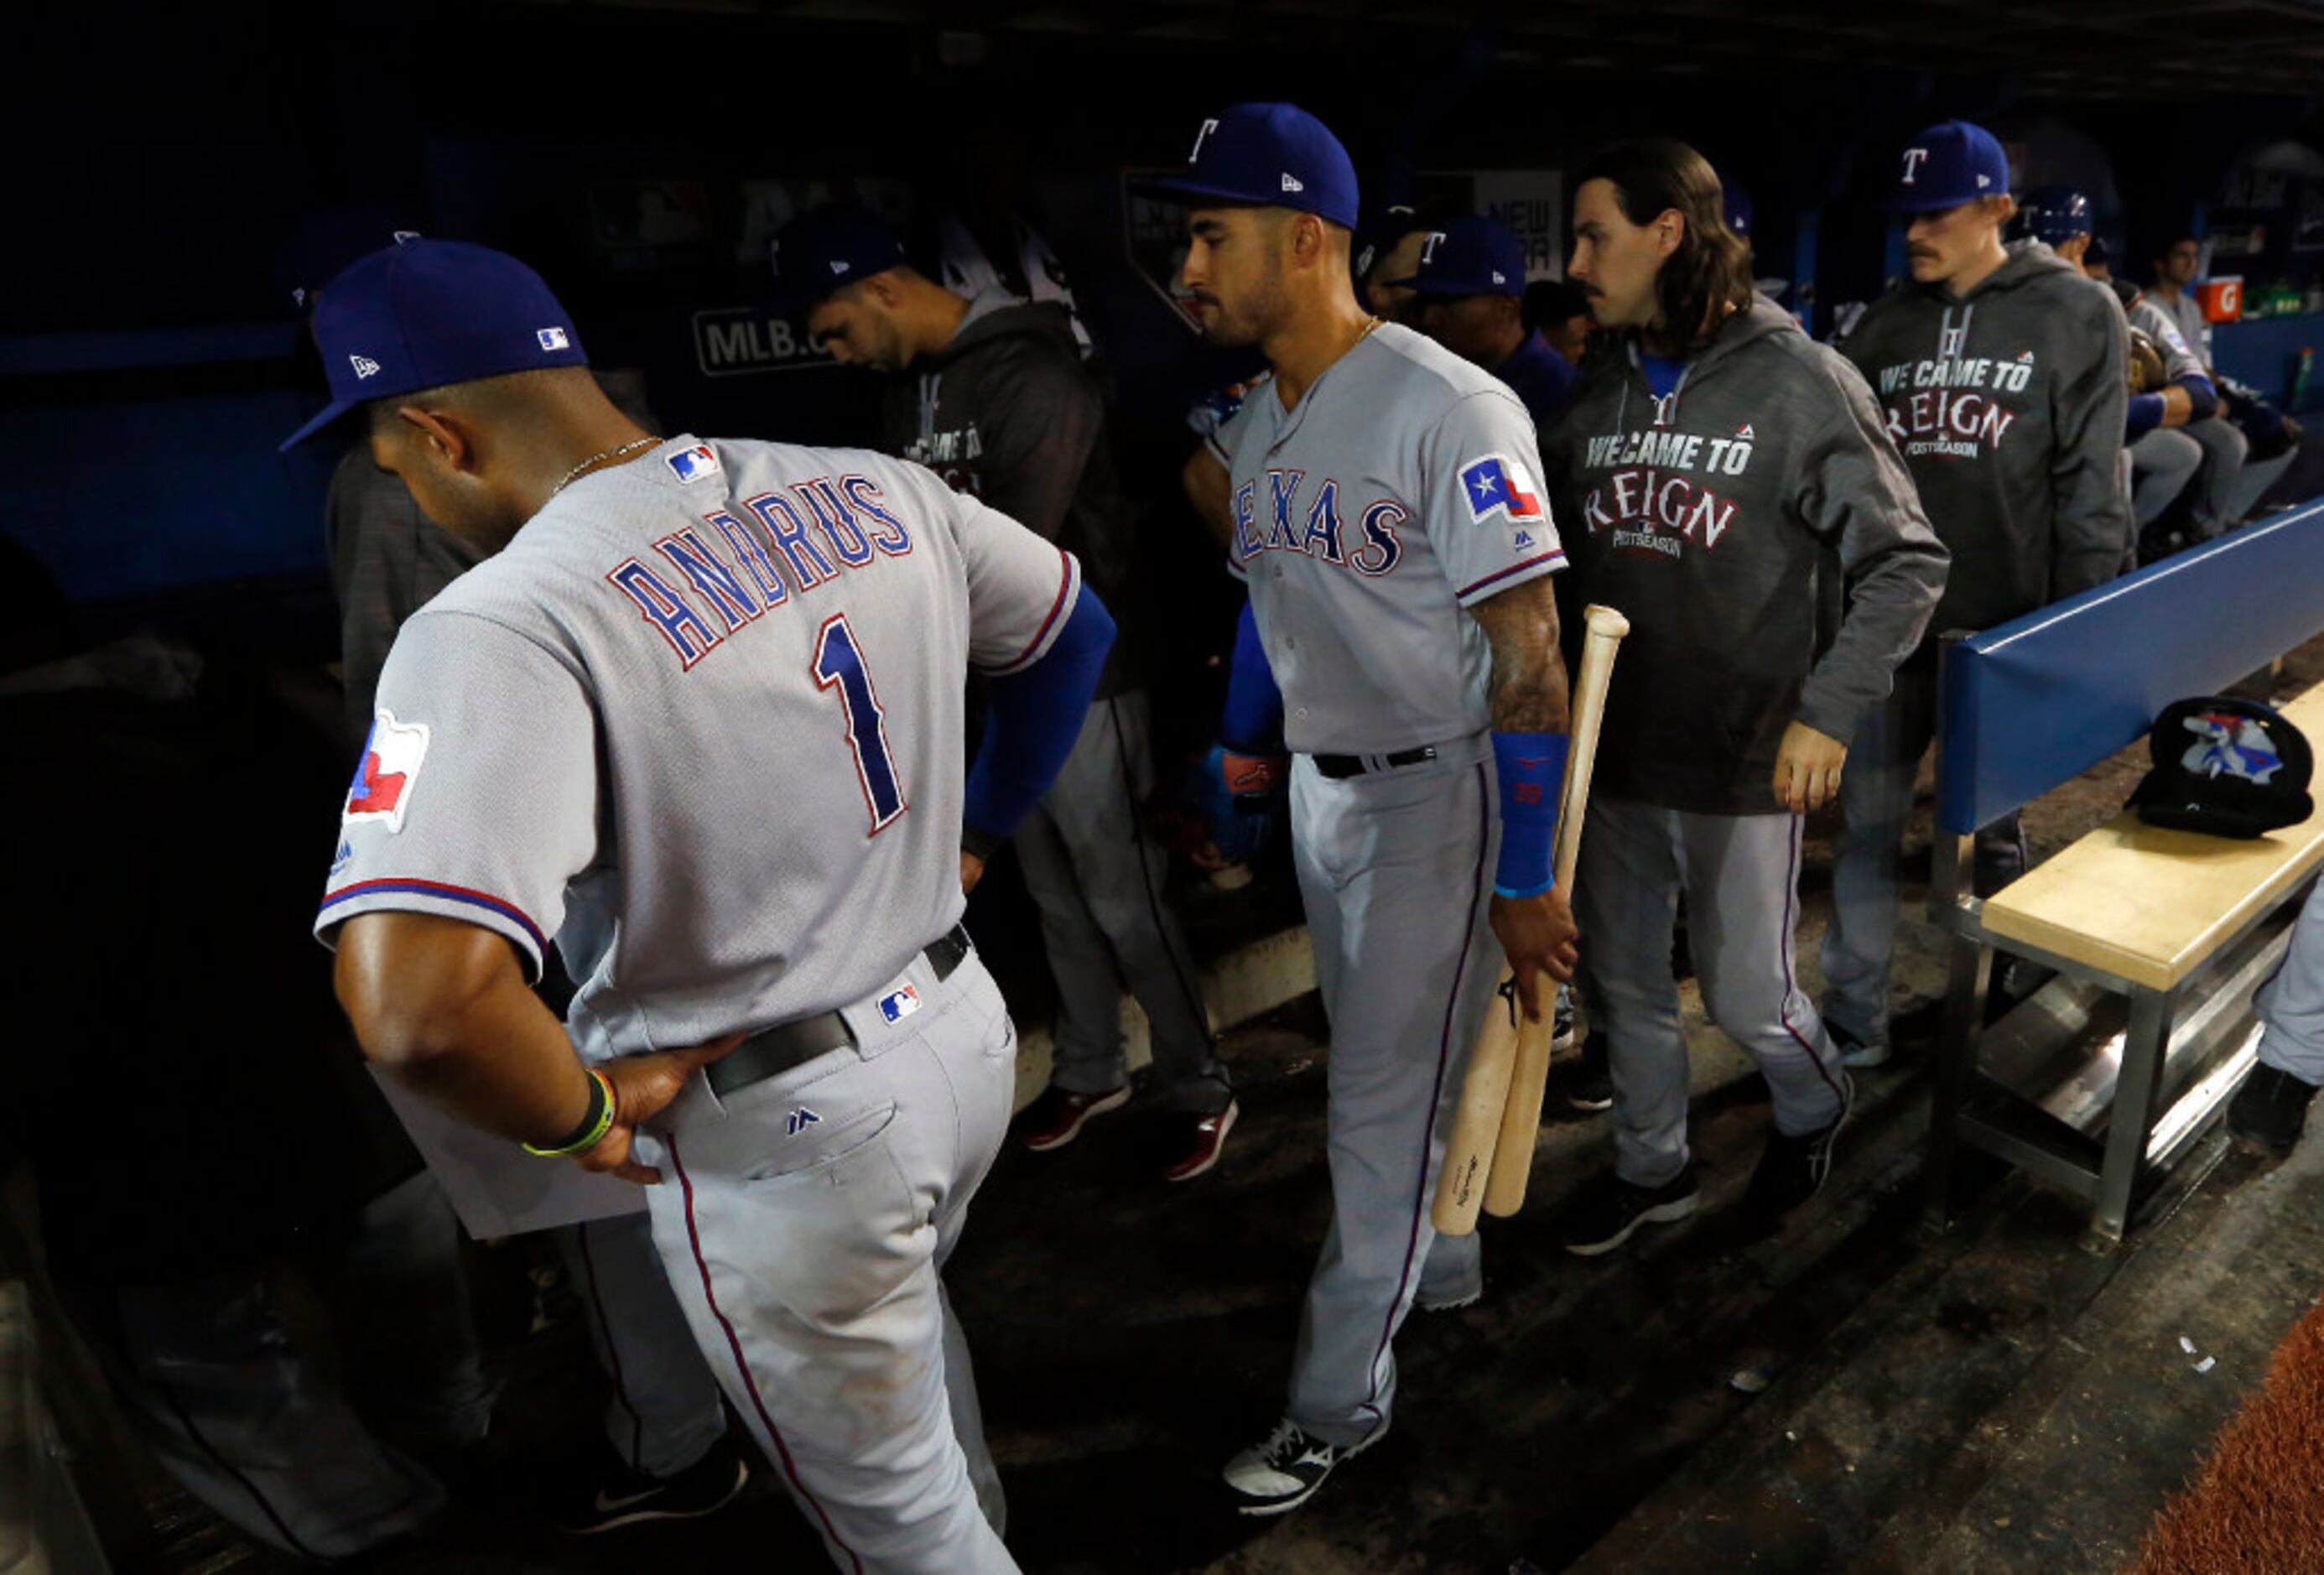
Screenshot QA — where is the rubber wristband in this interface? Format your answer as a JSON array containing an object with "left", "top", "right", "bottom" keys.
[
  {"left": 1493, "top": 730, "right": 1568, "bottom": 897},
  {"left": 523, "top": 1068, "right": 616, "bottom": 1157}
]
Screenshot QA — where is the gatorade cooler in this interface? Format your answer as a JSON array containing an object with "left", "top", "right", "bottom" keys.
[{"left": 2199, "top": 276, "right": 2244, "bottom": 324}]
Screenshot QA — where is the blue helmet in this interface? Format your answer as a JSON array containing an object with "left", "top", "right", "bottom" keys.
[{"left": 2011, "top": 186, "right": 2093, "bottom": 246}]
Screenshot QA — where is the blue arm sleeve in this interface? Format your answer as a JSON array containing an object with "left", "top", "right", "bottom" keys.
[
  {"left": 963, "top": 590, "right": 1115, "bottom": 844},
  {"left": 1219, "top": 600, "right": 1285, "bottom": 753},
  {"left": 2180, "top": 372, "right": 2219, "bottom": 423},
  {"left": 2125, "top": 392, "right": 2166, "bottom": 441}
]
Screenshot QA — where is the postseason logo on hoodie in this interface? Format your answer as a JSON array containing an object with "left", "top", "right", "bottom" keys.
[{"left": 1872, "top": 309, "right": 2037, "bottom": 460}]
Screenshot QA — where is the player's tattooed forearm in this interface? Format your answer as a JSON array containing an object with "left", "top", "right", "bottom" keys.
[{"left": 1471, "top": 580, "right": 1571, "bottom": 735}]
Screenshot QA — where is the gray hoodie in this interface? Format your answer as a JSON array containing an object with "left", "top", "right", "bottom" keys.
[
  {"left": 880, "top": 289, "right": 1137, "bottom": 693},
  {"left": 1838, "top": 240, "right": 2129, "bottom": 637},
  {"left": 1547, "top": 299, "right": 1949, "bottom": 815}
]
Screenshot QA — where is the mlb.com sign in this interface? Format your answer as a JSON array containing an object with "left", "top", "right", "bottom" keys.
[{"left": 692, "top": 307, "right": 835, "bottom": 377}]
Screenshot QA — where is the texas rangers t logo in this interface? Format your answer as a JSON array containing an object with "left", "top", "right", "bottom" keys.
[
  {"left": 1901, "top": 148, "right": 1929, "bottom": 185},
  {"left": 345, "top": 710, "right": 431, "bottom": 834},
  {"left": 1460, "top": 455, "right": 1545, "bottom": 523}
]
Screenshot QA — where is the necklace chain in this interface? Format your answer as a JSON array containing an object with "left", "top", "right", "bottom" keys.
[{"left": 549, "top": 436, "right": 659, "bottom": 498}]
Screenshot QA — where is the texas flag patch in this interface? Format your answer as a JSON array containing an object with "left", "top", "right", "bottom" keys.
[
  {"left": 1460, "top": 455, "right": 1545, "bottom": 523},
  {"left": 665, "top": 442, "right": 720, "bottom": 484},
  {"left": 344, "top": 710, "right": 430, "bottom": 834}
]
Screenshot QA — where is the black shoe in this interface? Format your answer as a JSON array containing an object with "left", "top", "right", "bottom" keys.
[
  {"left": 1745, "top": 1075, "right": 1856, "bottom": 1219},
  {"left": 553, "top": 1441, "right": 751, "bottom": 1535},
  {"left": 1552, "top": 988, "right": 1578, "bottom": 1055},
  {"left": 1563, "top": 1032, "right": 1614, "bottom": 1113},
  {"left": 2228, "top": 1065, "right": 2319, "bottom": 1157},
  {"left": 1556, "top": 1166, "right": 1699, "bottom": 1256},
  {"left": 1221, "top": 1416, "right": 1384, "bottom": 1515}
]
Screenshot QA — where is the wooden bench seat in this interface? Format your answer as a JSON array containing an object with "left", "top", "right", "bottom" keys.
[{"left": 1979, "top": 684, "right": 2324, "bottom": 992}]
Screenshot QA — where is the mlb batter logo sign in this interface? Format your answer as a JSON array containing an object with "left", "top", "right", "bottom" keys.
[
  {"left": 665, "top": 442, "right": 720, "bottom": 484},
  {"left": 1460, "top": 455, "right": 1545, "bottom": 524},
  {"left": 345, "top": 710, "right": 430, "bottom": 834}
]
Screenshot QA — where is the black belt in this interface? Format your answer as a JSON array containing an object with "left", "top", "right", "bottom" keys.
[
  {"left": 706, "top": 925, "right": 971, "bottom": 1099},
  {"left": 1311, "top": 746, "right": 1438, "bottom": 780}
]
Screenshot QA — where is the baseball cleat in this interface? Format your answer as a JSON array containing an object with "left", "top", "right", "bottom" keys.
[
  {"left": 1745, "top": 1073, "right": 1856, "bottom": 1218},
  {"left": 1222, "top": 1417, "right": 1384, "bottom": 1515},
  {"left": 1160, "top": 1098, "right": 1240, "bottom": 1182},
  {"left": 2228, "top": 1065, "right": 2319, "bottom": 1157},
  {"left": 1555, "top": 1166, "right": 1700, "bottom": 1256},
  {"left": 1832, "top": 1023, "right": 1890, "bottom": 1070},
  {"left": 553, "top": 1442, "right": 750, "bottom": 1535},
  {"left": 1015, "top": 1084, "right": 1132, "bottom": 1152}
]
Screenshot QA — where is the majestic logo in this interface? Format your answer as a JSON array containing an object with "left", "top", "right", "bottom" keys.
[
  {"left": 784, "top": 1108, "right": 821, "bottom": 1137},
  {"left": 1901, "top": 147, "right": 1930, "bottom": 185},
  {"left": 1460, "top": 455, "right": 1545, "bottom": 523},
  {"left": 665, "top": 442, "right": 720, "bottom": 484},
  {"left": 1189, "top": 117, "right": 1219, "bottom": 162},
  {"left": 343, "top": 710, "right": 430, "bottom": 834},
  {"left": 879, "top": 985, "right": 923, "bottom": 1023},
  {"left": 537, "top": 326, "right": 569, "bottom": 351},
  {"left": 1281, "top": 173, "right": 1305, "bottom": 193},
  {"left": 349, "top": 354, "right": 381, "bottom": 380}
]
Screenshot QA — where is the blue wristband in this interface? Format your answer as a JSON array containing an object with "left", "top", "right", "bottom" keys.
[{"left": 1493, "top": 731, "right": 1568, "bottom": 897}]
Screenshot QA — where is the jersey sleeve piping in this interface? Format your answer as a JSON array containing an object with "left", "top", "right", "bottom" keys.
[
  {"left": 317, "top": 878, "right": 549, "bottom": 980},
  {"left": 981, "top": 548, "right": 1084, "bottom": 676},
  {"left": 1454, "top": 548, "right": 1567, "bottom": 606}
]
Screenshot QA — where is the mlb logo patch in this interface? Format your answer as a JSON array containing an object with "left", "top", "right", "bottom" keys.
[
  {"left": 665, "top": 442, "right": 720, "bottom": 484},
  {"left": 537, "top": 326, "right": 569, "bottom": 351},
  {"left": 345, "top": 710, "right": 430, "bottom": 834},
  {"left": 1459, "top": 455, "right": 1545, "bottom": 523},
  {"left": 880, "top": 985, "right": 922, "bottom": 1024}
]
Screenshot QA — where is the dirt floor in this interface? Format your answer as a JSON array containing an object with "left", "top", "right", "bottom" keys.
[{"left": 64, "top": 637, "right": 2324, "bottom": 1575}]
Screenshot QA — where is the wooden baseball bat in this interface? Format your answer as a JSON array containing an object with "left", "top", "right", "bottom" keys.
[
  {"left": 1429, "top": 969, "right": 1523, "bottom": 1236},
  {"left": 1482, "top": 603, "right": 1630, "bottom": 1219},
  {"left": 1432, "top": 602, "right": 1630, "bottom": 1236}
]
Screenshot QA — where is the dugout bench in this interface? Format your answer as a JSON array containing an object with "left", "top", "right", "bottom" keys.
[{"left": 1922, "top": 497, "right": 2324, "bottom": 1245}]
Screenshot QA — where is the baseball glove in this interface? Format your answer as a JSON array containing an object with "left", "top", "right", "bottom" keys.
[{"left": 2128, "top": 329, "right": 2169, "bottom": 394}]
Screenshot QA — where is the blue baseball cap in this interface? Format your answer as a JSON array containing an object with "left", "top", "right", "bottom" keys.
[
  {"left": 280, "top": 239, "right": 589, "bottom": 451},
  {"left": 1882, "top": 120, "right": 2010, "bottom": 213},
  {"left": 1387, "top": 215, "right": 1526, "bottom": 299},
  {"left": 1133, "top": 103, "right": 1360, "bottom": 231},
  {"left": 2011, "top": 186, "right": 2093, "bottom": 245},
  {"left": 276, "top": 204, "right": 424, "bottom": 312},
  {"left": 768, "top": 206, "right": 910, "bottom": 316}
]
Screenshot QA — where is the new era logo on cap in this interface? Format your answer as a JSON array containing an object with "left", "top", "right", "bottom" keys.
[
  {"left": 349, "top": 355, "right": 381, "bottom": 380},
  {"left": 1282, "top": 173, "right": 1305, "bottom": 192}
]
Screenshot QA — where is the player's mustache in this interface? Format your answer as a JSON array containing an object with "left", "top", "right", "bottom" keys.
[{"left": 1907, "top": 247, "right": 1939, "bottom": 262}]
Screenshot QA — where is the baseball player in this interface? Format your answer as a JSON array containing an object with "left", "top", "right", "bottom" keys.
[
  {"left": 1544, "top": 139, "right": 1947, "bottom": 1255},
  {"left": 294, "top": 238, "right": 1115, "bottom": 1573},
  {"left": 768, "top": 207, "right": 1236, "bottom": 1178},
  {"left": 1140, "top": 102, "right": 1579, "bottom": 1515},
  {"left": 1394, "top": 214, "right": 1579, "bottom": 436},
  {"left": 2229, "top": 878, "right": 2324, "bottom": 1156},
  {"left": 1822, "top": 125, "right": 2130, "bottom": 1067},
  {"left": 2015, "top": 189, "right": 2233, "bottom": 547},
  {"left": 288, "top": 223, "right": 746, "bottom": 1533}
]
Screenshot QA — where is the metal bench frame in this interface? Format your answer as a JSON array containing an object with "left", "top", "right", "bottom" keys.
[{"left": 1919, "top": 711, "right": 2304, "bottom": 1243}]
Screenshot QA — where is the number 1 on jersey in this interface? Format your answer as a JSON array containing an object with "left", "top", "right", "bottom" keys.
[{"left": 812, "top": 613, "right": 907, "bottom": 835}]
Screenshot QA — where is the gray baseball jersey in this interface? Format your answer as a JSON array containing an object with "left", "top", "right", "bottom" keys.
[
  {"left": 316, "top": 434, "right": 1082, "bottom": 1063},
  {"left": 1216, "top": 323, "right": 1565, "bottom": 754},
  {"left": 2129, "top": 295, "right": 2203, "bottom": 386}
]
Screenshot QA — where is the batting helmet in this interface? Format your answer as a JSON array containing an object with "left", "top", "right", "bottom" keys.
[{"left": 2011, "top": 187, "right": 2093, "bottom": 247}]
